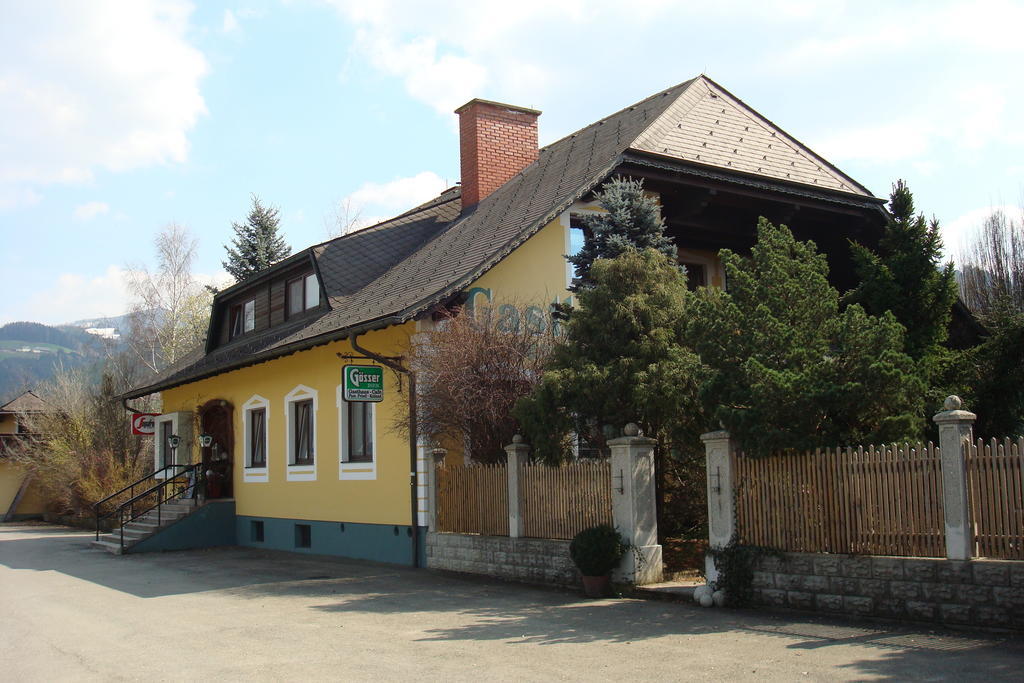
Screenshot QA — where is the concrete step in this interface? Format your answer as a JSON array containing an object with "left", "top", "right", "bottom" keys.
[
  {"left": 631, "top": 581, "right": 701, "bottom": 604},
  {"left": 93, "top": 499, "right": 206, "bottom": 556},
  {"left": 90, "top": 538, "right": 125, "bottom": 555},
  {"left": 100, "top": 529, "right": 140, "bottom": 541},
  {"left": 111, "top": 527, "right": 148, "bottom": 541},
  {"left": 135, "top": 510, "right": 187, "bottom": 524},
  {"left": 160, "top": 501, "right": 197, "bottom": 511}
]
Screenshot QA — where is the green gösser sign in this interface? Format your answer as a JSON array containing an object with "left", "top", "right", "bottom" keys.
[{"left": 343, "top": 365, "right": 384, "bottom": 402}]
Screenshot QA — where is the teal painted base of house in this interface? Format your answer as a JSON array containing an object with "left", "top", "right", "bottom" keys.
[
  {"left": 130, "top": 501, "right": 237, "bottom": 553},
  {"left": 237, "top": 515, "right": 427, "bottom": 567}
]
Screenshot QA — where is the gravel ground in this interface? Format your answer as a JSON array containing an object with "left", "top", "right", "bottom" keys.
[{"left": 2, "top": 523, "right": 1022, "bottom": 682}]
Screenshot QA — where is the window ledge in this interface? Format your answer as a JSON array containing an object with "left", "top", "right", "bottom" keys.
[
  {"left": 286, "top": 464, "right": 316, "bottom": 482},
  {"left": 340, "top": 461, "right": 376, "bottom": 481},
  {"left": 243, "top": 467, "right": 268, "bottom": 483}
]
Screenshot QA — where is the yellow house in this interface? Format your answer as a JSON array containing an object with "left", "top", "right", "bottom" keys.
[
  {"left": 118, "top": 76, "right": 886, "bottom": 564},
  {"left": 1, "top": 391, "right": 48, "bottom": 521}
]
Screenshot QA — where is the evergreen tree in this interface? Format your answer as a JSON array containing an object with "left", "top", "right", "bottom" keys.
[
  {"left": 222, "top": 195, "right": 291, "bottom": 282},
  {"left": 568, "top": 176, "right": 677, "bottom": 287},
  {"left": 516, "top": 248, "right": 708, "bottom": 463},
  {"left": 846, "top": 180, "right": 958, "bottom": 362},
  {"left": 689, "top": 219, "right": 924, "bottom": 455}
]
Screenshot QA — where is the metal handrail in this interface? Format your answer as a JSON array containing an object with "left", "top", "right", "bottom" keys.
[
  {"left": 93, "top": 463, "right": 186, "bottom": 512},
  {"left": 94, "top": 463, "right": 204, "bottom": 548}
]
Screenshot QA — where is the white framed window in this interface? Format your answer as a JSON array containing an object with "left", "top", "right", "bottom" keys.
[
  {"left": 244, "top": 299, "right": 255, "bottom": 332},
  {"left": 286, "top": 273, "right": 320, "bottom": 318},
  {"left": 242, "top": 395, "right": 269, "bottom": 483},
  {"left": 337, "top": 386, "right": 377, "bottom": 480},
  {"left": 230, "top": 298, "right": 256, "bottom": 339},
  {"left": 284, "top": 385, "right": 317, "bottom": 481},
  {"left": 304, "top": 273, "right": 319, "bottom": 310},
  {"left": 153, "top": 411, "right": 191, "bottom": 478}
]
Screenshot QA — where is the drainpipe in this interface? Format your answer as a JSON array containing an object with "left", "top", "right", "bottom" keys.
[
  {"left": 348, "top": 332, "right": 420, "bottom": 569},
  {"left": 121, "top": 398, "right": 147, "bottom": 415}
]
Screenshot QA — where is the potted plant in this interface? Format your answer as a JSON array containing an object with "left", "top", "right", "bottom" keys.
[{"left": 569, "top": 524, "right": 628, "bottom": 597}]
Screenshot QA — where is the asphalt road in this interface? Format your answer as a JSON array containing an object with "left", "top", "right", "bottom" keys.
[{"left": 1, "top": 523, "right": 1022, "bottom": 682}]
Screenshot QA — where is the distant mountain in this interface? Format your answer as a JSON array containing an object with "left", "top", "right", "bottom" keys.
[
  {"left": 65, "top": 312, "right": 134, "bottom": 332},
  {"left": 0, "top": 321, "right": 110, "bottom": 402},
  {"left": 0, "top": 321, "right": 83, "bottom": 348}
]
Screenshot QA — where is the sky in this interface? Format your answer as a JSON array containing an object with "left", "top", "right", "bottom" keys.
[{"left": 1, "top": 0, "right": 1022, "bottom": 326}]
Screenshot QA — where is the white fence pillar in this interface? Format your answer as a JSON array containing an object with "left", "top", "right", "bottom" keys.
[
  {"left": 608, "top": 423, "right": 663, "bottom": 585},
  {"left": 426, "top": 447, "right": 447, "bottom": 531},
  {"left": 504, "top": 435, "right": 529, "bottom": 538},
  {"left": 701, "top": 430, "right": 736, "bottom": 583},
  {"left": 933, "top": 395, "right": 976, "bottom": 560}
]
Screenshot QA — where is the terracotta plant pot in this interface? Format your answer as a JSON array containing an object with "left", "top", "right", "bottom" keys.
[{"left": 581, "top": 574, "right": 611, "bottom": 598}]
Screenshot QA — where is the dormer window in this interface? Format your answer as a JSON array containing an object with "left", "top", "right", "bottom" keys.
[
  {"left": 287, "top": 273, "right": 320, "bottom": 318},
  {"left": 230, "top": 299, "right": 256, "bottom": 339}
]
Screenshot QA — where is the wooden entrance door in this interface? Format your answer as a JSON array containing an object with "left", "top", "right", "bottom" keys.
[{"left": 199, "top": 400, "right": 234, "bottom": 499}]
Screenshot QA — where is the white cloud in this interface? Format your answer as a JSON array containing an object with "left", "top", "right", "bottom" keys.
[
  {"left": 817, "top": 120, "right": 933, "bottom": 164},
  {"left": 945, "top": 204, "right": 1022, "bottom": 260},
  {"left": 0, "top": 1, "right": 208, "bottom": 198},
  {"left": 771, "top": 1, "right": 1024, "bottom": 72},
  {"left": 354, "top": 31, "right": 486, "bottom": 115},
  {"left": 766, "top": 2, "right": 1024, "bottom": 168},
  {"left": 222, "top": 9, "right": 240, "bottom": 34},
  {"left": 73, "top": 201, "right": 110, "bottom": 221},
  {"left": 324, "top": 0, "right": 581, "bottom": 114},
  {"left": 19, "top": 265, "right": 132, "bottom": 325},
  {"left": 346, "top": 171, "right": 448, "bottom": 215},
  {"left": 813, "top": 79, "right": 1022, "bottom": 166},
  {"left": 0, "top": 187, "right": 42, "bottom": 211},
  {"left": 8, "top": 265, "right": 231, "bottom": 326},
  {"left": 324, "top": 171, "right": 449, "bottom": 236}
]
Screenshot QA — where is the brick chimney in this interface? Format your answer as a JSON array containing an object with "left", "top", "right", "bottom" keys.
[{"left": 455, "top": 99, "right": 541, "bottom": 210}]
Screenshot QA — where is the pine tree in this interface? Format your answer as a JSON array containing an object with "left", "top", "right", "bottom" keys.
[
  {"left": 568, "top": 176, "right": 677, "bottom": 287},
  {"left": 222, "top": 195, "right": 292, "bottom": 282},
  {"left": 846, "top": 180, "right": 958, "bottom": 362},
  {"left": 688, "top": 219, "right": 924, "bottom": 455}
]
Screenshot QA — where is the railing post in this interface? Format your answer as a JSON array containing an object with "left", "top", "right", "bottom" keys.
[
  {"left": 504, "top": 435, "right": 530, "bottom": 538},
  {"left": 608, "top": 423, "right": 663, "bottom": 585},
  {"left": 427, "top": 447, "right": 447, "bottom": 531},
  {"left": 701, "top": 429, "right": 736, "bottom": 584},
  {"left": 933, "top": 395, "right": 977, "bottom": 560}
]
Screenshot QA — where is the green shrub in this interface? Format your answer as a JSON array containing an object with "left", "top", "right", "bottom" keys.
[{"left": 569, "top": 524, "right": 628, "bottom": 576}]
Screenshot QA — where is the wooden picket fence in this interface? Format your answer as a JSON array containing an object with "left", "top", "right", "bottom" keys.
[
  {"left": 435, "top": 464, "right": 509, "bottom": 536},
  {"left": 734, "top": 444, "right": 946, "bottom": 557},
  {"left": 434, "top": 460, "right": 612, "bottom": 540},
  {"left": 967, "top": 437, "right": 1024, "bottom": 560},
  {"left": 520, "top": 461, "right": 612, "bottom": 540}
]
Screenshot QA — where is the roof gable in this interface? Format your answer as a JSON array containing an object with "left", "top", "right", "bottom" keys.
[
  {"left": 630, "top": 76, "right": 870, "bottom": 196},
  {"left": 0, "top": 390, "right": 47, "bottom": 413}
]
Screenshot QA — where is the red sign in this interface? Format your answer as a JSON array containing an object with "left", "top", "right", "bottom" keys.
[{"left": 130, "top": 413, "right": 160, "bottom": 436}]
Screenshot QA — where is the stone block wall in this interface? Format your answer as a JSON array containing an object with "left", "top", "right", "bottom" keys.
[
  {"left": 426, "top": 532, "right": 578, "bottom": 587},
  {"left": 751, "top": 552, "right": 1024, "bottom": 630}
]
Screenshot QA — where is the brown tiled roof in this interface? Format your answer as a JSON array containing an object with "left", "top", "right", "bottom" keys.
[
  {"left": 0, "top": 390, "right": 47, "bottom": 413},
  {"left": 123, "top": 76, "right": 881, "bottom": 399}
]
